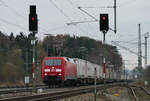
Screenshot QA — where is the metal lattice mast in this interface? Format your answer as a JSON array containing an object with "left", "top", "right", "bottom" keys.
[
  {"left": 145, "top": 36, "right": 147, "bottom": 68},
  {"left": 144, "top": 32, "right": 149, "bottom": 68},
  {"left": 138, "top": 24, "right": 142, "bottom": 78}
]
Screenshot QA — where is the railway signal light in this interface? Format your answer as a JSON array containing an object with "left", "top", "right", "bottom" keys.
[
  {"left": 100, "top": 14, "right": 109, "bottom": 31},
  {"left": 29, "top": 5, "right": 38, "bottom": 32}
]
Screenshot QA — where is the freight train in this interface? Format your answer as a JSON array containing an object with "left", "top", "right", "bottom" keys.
[{"left": 42, "top": 57, "right": 131, "bottom": 86}]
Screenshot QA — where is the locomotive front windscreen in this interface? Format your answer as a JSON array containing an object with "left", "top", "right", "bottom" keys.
[{"left": 45, "top": 59, "right": 62, "bottom": 66}]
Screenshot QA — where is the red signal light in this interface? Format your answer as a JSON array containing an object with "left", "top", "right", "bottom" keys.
[
  {"left": 102, "top": 16, "right": 106, "bottom": 20},
  {"left": 100, "top": 14, "right": 109, "bottom": 31},
  {"left": 32, "top": 17, "right": 35, "bottom": 21},
  {"left": 29, "top": 5, "right": 38, "bottom": 32}
]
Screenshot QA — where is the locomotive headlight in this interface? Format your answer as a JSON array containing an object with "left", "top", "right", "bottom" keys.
[
  {"left": 56, "top": 69, "right": 62, "bottom": 72},
  {"left": 44, "top": 73, "right": 48, "bottom": 76},
  {"left": 45, "top": 69, "right": 50, "bottom": 72},
  {"left": 58, "top": 73, "right": 62, "bottom": 76}
]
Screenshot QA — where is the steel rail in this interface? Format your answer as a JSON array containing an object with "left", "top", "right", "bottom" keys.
[
  {"left": 129, "top": 87, "right": 139, "bottom": 101},
  {"left": 0, "top": 84, "right": 45, "bottom": 89},
  {"left": 0, "top": 88, "right": 92, "bottom": 101},
  {"left": 0, "top": 86, "right": 48, "bottom": 95},
  {"left": 30, "top": 89, "right": 91, "bottom": 101},
  {"left": 0, "top": 83, "right": 123, "bottom": 101},
  {"left": 141, "top": 87, "right": 150, "bottom": 95}
]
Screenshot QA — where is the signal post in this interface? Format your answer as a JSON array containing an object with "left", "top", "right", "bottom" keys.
[
  {"left": 29, "top": 5, "right": 38, "bottom": 93},
  {"left": 99, "top": 14, "right": 109, "bottom": 92}
]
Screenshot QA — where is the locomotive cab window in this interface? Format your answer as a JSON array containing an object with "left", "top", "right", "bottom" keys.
[{"left": 45, "top": 59, "right": 62, "bottom": 66}]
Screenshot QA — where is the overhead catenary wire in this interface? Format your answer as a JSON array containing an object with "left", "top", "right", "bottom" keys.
[
  {"left": 65, "top": 0, "right": 117, "bottom": 36},
  {"left": 77, "top": 6, "right": 114, "bottom": 9},
  {"left": 0, "top": 0, "right": 50, "bottom": 36},
  {"left": 65, "top": 0, "right": 100, "bottom": 38},
  {"left": 66, "top": 0, "right": 96, "bottom": 23},
  {"left": 112, "top": 31, "right": 148, "bottom": 52},
  {"left": 48, "top": 0, "right": 72, "bottom": 22},
  {"left": 112, "top": 41, "right": 145, "bottom": 58},
  {"left": 78, "top": 0, "right": 138, "bottom": 8},
  {"left": 0, "top": 18, "right": 28, "bottom": 31},
  {"left": 48, "top": 0, "right": 94, "bottom": 37},
  {"left": 52, "top": 0, "right": 113, "bottom": 40},
  {"left": 0, "top": 0, "right": 28, "bottom": 31},
  {"left": 0, "top": 0, "right": 26, "bottom": 19},
  {"left": 50, "top": 0, "right": 149, "bottom": 67},
  {"left": 65, "top": 0, "right": 99, "bottom": 28},
  {"left": 77, "top": 7, "right": 98, "bottom": 21},
  {"left": 66, "top": 0, "right": 99, "bottom": 21},
  {"left": 114, "top": 34, "right": 148, "bottom": 55}
]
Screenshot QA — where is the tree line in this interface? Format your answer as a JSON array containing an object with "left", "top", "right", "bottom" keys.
[{"left": 0, "top": 32, "right": 123, "bottom": 85}]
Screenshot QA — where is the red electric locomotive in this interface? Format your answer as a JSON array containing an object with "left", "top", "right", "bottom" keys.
[{"left": 42, "top": 57, "right": 77, "bottom": 86}]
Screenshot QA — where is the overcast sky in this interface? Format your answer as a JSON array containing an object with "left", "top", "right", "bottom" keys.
[{"left": 0, "top": 0, "right": 150, "bottom": 70}]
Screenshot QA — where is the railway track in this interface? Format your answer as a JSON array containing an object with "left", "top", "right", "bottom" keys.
[
  {"left": 0, "top": 85, "right": 48, "bottom": 95},
  {"left": 142, "top": 87, "right": 150, "bottom": 95},
  {"left": 129, "top": 86, "right": 150, "bottom": 101},
  {"left": 0, "top": 88, "right": 90, "bottom": 101},
  {"left": 0, "top": 84, "right": 46, "bottom": 89},
  {"left": 0, "top": 82, "right": 127, "bottom": 95},
  {"left": 129, "top": 87, "right": 139, "bottom": 101},
  {"left": 0, "top": 83, "right": 124, "bottom": 101}
]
